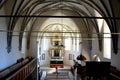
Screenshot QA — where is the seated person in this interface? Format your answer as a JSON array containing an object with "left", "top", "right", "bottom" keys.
[{"left": 73, "top": 60, "right": 82, "bottom": 69}]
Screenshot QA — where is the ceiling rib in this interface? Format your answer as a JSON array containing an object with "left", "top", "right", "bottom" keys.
[{"left": 0, "top": 0, "right": 119, "bottom": 54}]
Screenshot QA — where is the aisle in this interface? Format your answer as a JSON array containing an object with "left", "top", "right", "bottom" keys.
[
  {"left": 40, "top": 66, "right": 74, "bottom": 80},
  {"left": 41, "top": 71, "right": 74, "bottom": 80},
  {"left": 45, "top": 72, "right": 70, "bottom": 80}
]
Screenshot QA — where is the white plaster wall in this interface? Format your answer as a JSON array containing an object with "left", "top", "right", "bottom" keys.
[
  {"left": 63, "top": 51, "right": 75, "bottom": 66},
  {"left": 27, "top": 37, "right": 37, "bottom": 57},
  {"left": 82, "top": 40, "right": 91, "bottom": 61},
  {"left": 111, "top": 36, "right": 120, "bottom": 70},
  {"left": 108, "top": 0, "right": 120, "bottom": 70},
  {"left": 0, "top": 8, "right": 25, "bottom": 70},
  {"left": 91, "top": 28, "right": 103, "bottom": 61}
]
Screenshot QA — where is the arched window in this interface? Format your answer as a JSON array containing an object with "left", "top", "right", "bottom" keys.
[
  {"left": 65, "top": 38, "right": 71, "bottom": 50},
  {"left": 103, "top": 21, "right": 111, "bottom": 59},
  {"left": 42, "top": 37, "right": 50, "bottom": 51}
]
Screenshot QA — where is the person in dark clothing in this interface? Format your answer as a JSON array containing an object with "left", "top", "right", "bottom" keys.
[{"left": 73, "top": 60, "right": 82, "bottom": 69}]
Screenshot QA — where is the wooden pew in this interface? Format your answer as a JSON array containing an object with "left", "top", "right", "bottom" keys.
[{"left": 0, "top": 57, "right": 37, "bottom": 80}]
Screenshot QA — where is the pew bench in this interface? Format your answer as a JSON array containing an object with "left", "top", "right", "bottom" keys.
[{"left": 0, "top": 57, "right": 37, "bottom": 80}]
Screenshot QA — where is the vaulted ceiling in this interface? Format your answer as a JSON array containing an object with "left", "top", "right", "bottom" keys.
[{"left": 0, "top": 0, "right": 120, "bottom": 54}]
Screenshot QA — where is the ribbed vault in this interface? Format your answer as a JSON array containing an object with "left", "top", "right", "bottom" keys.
[{"left": 0, "top": 0, "right": 120, "bottom": 54}]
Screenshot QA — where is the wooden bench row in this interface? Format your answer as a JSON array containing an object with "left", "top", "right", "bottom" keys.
[
  {"left": 0, "top": 57, "right": 37, "bottom": 80},
  {"left": 110, "top": 66, "right": 120, "bottom": 80}
]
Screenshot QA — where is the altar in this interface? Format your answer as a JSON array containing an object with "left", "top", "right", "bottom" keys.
[
  {"left": 49, "top": 47, "right": 64, "bottom": 68},
  {"left": 50, "top": 59, "right": 63, "bottom": 68}
]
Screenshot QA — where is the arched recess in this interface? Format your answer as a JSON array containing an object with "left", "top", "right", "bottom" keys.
[
  {"left": 36, "top": 22, "right": 83, "bottom": 66},
  {"left": 94, "top": 11, "right": 111, "bottom": 60},
  {"left": 92, "top": 19, "right": 111, "bottom": 60}
]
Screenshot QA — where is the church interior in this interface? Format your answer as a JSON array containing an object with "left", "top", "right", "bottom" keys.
[{"left": 0, "top": 0, "right": 120, "bottom": 80}]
